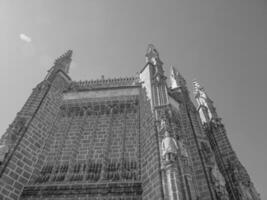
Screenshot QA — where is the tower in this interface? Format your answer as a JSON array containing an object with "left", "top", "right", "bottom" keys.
[
  {"left": 0, "top": 45, "right": 261, "bottom": 200},
  {"left": 0, "top": 50, "right": 72, "bottom": 199},
  {"left": 193, "top": 80, "right": 261, "bottom": 200}
]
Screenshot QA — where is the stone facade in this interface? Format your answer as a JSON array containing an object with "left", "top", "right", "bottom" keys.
[{"left": 0, "top": 46, "right": 261, "bottom": 200}]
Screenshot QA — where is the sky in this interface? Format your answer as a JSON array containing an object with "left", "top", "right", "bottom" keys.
[{"left": 0, "top": 0, "right": 266, "bottom": 198}]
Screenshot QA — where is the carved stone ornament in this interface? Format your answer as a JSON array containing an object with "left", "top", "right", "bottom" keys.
[
  {"left": 12, "top": 117, "right": 26, "bottom": 132},
  {"left": 201, "top": 142, "right": 213, "bottom": 165},
  {"left": 226, "top": 159, "right": 259, "bottom": 200},
  {"left": 211, "top": 163, "right": 226, "bottom": 187},
  {"left": 230, "top": 160, "right": 251, "bottom": 187},
  {"left": 60, "top": 99, "right": 138, "bottom": 117},
  {"left": 0, "top": 143, "right": 9, "bottom": 163},
  {"left": 178, "top": 140, "right": 188, "bottom": 158},
  {"left": 160, "top": 118, "right": 167, "bottom": 130},
  {"left": 69, "top": 76, "right": 139, "bottom": 92},
  {"left": 22, "top": 182, "right": 142, "bottom": 198},
  {"left": 161, "top": 131, "right": 179, "bottom": 159},
  {"left": 211, "top": 164, "right": 229, "bottom": 200},
  {"left": 232, "top": 163, "right": 257, "bottom": 200},
  {"left": 211, "top": 117, "right": 222, "bottom": 128},
  {"left": 239, "top": 184, "right": 254, "bottom": 200},
  {"left": 159, "top": 116, "right": 171, "bottom": 133}
]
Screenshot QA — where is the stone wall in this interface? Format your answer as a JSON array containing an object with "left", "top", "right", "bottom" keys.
[
  {"left": 139, "top": 88, "right": 163, "bottom": 200},
  {"left": 20, "top": 93, "right": 142, "bottom": 200},
  {"left": 174, "top": 100, "right": 216, "bottom": 200},
  {"left": 0, "top": 72, "right": 70, "bottom": 200}
]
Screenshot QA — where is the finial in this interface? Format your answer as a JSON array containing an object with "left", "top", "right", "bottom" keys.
[
  {"left": 54, "top": 50, "right": 73, "bottom": 65},
  {"left": 170, "top": 65, "right": 177, "bottom": 76},
  {"left": 145, "top": 44, "right": 162, "bottom": 65},
  {"left": 170, "top": 65, "right": 187, "bottom": 89},
  {"left": 192, "top": 80, "right": 212, "bottom": 102},
  {"left": 176, "top": 71, "right": 186, "bottom": 86},
  {"left": 146, "top": 44, "right": 158, "bottom": 55},
  {"left": 192, "top": 79, "right": 204, "bottom": 93},
  {"left": 46, "top": 49, "right": 74, "bottom": 75}
]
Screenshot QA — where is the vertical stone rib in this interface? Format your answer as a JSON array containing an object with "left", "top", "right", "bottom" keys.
[
  {"left": 165, "top": 166, "right": 181, "bottom": 200},
  {"left": 101, "top": 107, "right": 114, "bottom": 180},
  {"left": 72, "top": 115, "right": 87, "bottom": 161},
  {"left": 185, "top": 176, "right": 192, "bottom": 200},
  {"left": 85, "top": 113, "right": 100, "bottom": 161},
  {"left": 120, "top": 106, "right": 127, "bottom": 181},
  {"left": 209, "top": 124, "right": 237, "bottom": 200},
  {"left": 167, "top": 170, "right": 174, "bottom": 200},
  {"left": 185, "top": 104, "right": 215, "bottom": 200},
  {"left": 48, "top": 117, "right": 68, "bottom": 159},
  {"left": 57, "top": 116, "right": 74, "bottom": 163},
  {"left": 49, "top": 115, "right": 74, "bottom": 179},
  {"left": 66, "top": 113, "right": 88, "bottom": 180},
  {"left": 29, "top": 111, "right": 61, "bottom": 183},
  {"left": 138, "top": 97, "right": 142, "bottom": 181}
]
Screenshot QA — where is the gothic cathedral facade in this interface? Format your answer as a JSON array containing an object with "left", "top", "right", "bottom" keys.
[{"left": 0, "top": 45, "right": 261, "bottom": 200}]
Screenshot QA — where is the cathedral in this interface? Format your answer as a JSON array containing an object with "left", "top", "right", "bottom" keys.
[{"left": 0, "top": 45, "right": 261, "bottom": 200}]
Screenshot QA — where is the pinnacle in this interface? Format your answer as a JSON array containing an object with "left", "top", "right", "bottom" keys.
[
  {"left": 147, "top": 43, "right": 156, "bottom": 50},
  {"left": 169, "top": 65, "right": 188, "bottom": 89},
  {"left": 170, "top": 65, "right": 177, "bottom": 75},
  {"left": 176, "top": 70, "right": 186, "bottom": 83},
  {"left": 54, "top": 50, "right": 73, "bottom": 64},
  {"left": 192, "top": 79, "right": 204, "bottom": 93},
  {"left": 145, "top": 44, "right": 159, "bottom": 59},
  {"left": 170, "top": 65, "right": 184, "bottom": 79}
]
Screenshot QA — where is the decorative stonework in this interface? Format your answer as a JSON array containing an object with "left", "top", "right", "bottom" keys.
[
  {"left": 0, "top": 144, "right": 8, "bottom": 164},
  {"left": 0, "top": 46, "right": 261, "bottom": 200},
  {"left": 69, "top": 77, "right": 140, "bottom": 91},
  {"left": 59, "top": 98, "right": 139, "bottom": 117},
  {"left": 210, "top": 163, "right": 229, "bottom": 200},
  {"left": 21, "top": 182, "right": 142, "bottom": 199}
]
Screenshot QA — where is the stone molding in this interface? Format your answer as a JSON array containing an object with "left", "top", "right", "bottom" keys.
[
  {"left": 59, "top": 99, "right": 139, "bottom": 117},
  {"left": 21, "top": 182, "right": 142, "bottom": 198},
  {"left": 69, "top": 77, "right": 140, "bottom": 91}
]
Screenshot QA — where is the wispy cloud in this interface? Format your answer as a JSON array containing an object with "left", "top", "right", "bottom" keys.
[{"left": 19, "top": 33, "right": 32, "bottom": 43}]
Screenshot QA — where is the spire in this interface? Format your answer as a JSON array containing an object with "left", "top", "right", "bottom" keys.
[
  {"left": 145, "top": 44, "right": 163, "bottom": 66},
  {"left": 54, "top": 50, "right": 72, "bottom": 64},
  {"left": 193, "top": 80, "right": 218, "bottom": 123},
  {"left": 170, "top": 65, "right": 187, "bottom": 89},
  {"left": 53, "top": 50, "right": 73, "bottom": 74},
  {"left": 192, "top": 79, "right": 201, "bottom": 91},
  {"left": 192, "top": 79, "right": 205, "bottom": 95},
  {"left": 45, "top": 50, "right": 73, "bottom": 80},
  {"left": 192, "top": 80, "right": 209, "bottom": 100}
]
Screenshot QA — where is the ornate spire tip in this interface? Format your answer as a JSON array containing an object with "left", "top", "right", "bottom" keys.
[
  {"left": 54, "top": 50, "right": 73, "bottom": 64},
  {"left": 192, "top": 80, "right": 204, "bottom": 92}
]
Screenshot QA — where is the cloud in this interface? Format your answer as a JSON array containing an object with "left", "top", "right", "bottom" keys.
[{"left": 19, "top": 33, "right": 32, "bottom": 43}]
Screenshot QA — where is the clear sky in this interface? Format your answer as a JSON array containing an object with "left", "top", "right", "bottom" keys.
[{"left": 0, "top": 0, "right": 266, "bottom": 198}]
